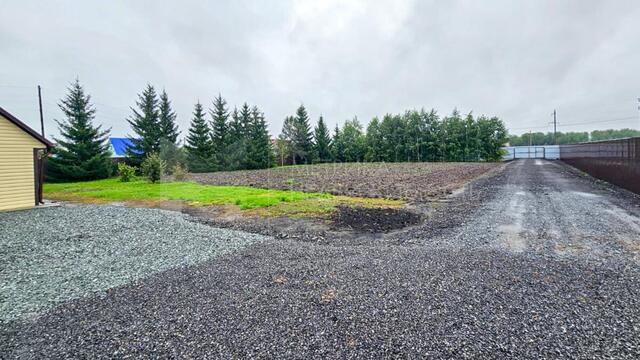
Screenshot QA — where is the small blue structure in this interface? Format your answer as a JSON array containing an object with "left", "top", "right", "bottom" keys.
[{"left": 108, "top": 138, "right": 138, "bottom": 158}]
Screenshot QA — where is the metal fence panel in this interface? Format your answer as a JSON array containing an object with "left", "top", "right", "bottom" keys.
[
  {"left": 560, "top": 137, "right": 640, "bottom": 195},
  {"left": 502, "top": 145, "right": 560, "bottom": 160}
]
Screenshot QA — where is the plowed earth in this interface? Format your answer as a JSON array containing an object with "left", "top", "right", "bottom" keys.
[{"left": 189, "top": 162, "right": 501, "bottom": 202}]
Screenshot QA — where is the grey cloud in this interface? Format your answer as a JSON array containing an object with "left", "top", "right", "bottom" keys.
[{"left": 1, "top": 0, "right": 638, "bottom": 141}]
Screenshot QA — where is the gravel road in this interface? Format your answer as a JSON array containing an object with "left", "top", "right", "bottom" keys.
[{"left": 2, "top": 159, "right": 640, "bottom": 358}]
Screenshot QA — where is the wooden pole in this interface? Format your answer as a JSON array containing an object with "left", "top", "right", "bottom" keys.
[{"left": 38, "top": 85, "right": 45, "bottom": 137}]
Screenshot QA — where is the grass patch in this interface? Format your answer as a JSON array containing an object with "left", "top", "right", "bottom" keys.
[{"left": 45, "top": 178, "right": 403, "bottom": 217}]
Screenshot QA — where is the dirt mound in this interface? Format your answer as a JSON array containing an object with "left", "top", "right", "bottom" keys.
[{"left": 330, "top": 206, "right": 422, "bottom": 233}]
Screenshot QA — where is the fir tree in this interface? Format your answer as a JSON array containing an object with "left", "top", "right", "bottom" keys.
[
  {"left": 292, "top": 104, "right": 314, "bottom": 164},
  {"left": 246, "top": 106, "right": 273, "bottom": 169},
  {"left": 210, "top": 94, "right": 229, "bottom": 167},
  {"left": 313, "top": 115, "right": 331, "bottom": 162},
  {"left": 127, "top": 84, "right": 161, "bottom": 164},
  {"left": 158, "top": 89, "right": 180, "bottom": 144},
  {"left": 47, "top": 79, "right": 112, "bottom": 182},
  {"left": 184, "top": 102, "right": 215, "bottom": 172}
]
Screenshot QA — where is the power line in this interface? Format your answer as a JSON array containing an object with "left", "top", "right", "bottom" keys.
[
  {"left": 557, "top": 116, "right": 637, "bottom": 127},
  {"left": 510, "top": 115, "right": 637, "bottom": 131}
]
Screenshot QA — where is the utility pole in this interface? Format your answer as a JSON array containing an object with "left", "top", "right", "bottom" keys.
[
  {"left": 552, "top": 109, "right": 557, "bottom": 145},
  {"left": 37, "top": 85, "right": 45, "bottom": 137},
  {"left": 637, "top": 98, "right": 640, "bottom": 129}
]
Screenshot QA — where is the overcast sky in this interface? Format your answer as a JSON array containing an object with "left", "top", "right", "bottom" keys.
[{"left": 1, "top": 0, "right": 639, "bottom": 141}]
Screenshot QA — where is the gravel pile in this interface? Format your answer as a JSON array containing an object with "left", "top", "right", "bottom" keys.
[{"left": 0, "top": 204, "right": 267, "bottom": 322}]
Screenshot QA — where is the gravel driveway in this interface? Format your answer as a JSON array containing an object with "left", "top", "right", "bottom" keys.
[
  {"left": 0, "top": 205, "right": 267, "bottom": 322},
  {"left": 2, "top": 160, "right": 640, "bottom": 358}
]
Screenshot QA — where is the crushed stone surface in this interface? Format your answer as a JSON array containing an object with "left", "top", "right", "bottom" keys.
[{"left": 2, "top": 160, "right": 640, "bottom": 358}]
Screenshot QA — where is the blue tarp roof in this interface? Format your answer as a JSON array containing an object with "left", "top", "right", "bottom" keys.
[{"left": 109, "top": 137, "right": 139, "bottom": 157}]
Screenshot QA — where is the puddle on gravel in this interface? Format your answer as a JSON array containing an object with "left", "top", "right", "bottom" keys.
[
  {"left": 498, "top": 192, "right": 527, "bottom": 253},
  {"left": 499, "top": 224, "right": 526, "bottom": 252},
  {"left": 571, "top": 191, "right": 600, "bottom": 198}
]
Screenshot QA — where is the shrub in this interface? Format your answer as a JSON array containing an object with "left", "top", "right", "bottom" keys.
[
  {"left": 172, "top": 163, "right": 188, "bottom": 181},
  {"left": 141, "top": 153, "right": 166, "bottom": 183},
  {"left": 117, "top": 163, "right": 136, "bottom": 182},
  {"left": 160, "top": 139, "right": 187, "bottom": 174}
]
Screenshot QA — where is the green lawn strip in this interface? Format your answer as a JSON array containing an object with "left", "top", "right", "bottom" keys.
[
  {"left": 45, "top": 178, "right": 330, "bottom": 210},
  {"left": 45, "top": 178, "right": 404, "bottom": 216}
]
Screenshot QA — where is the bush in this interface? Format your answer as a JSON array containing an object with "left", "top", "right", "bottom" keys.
[
  {"left": 117, "top": 163, "right": 136, "bottom": 182},
  {"left": 141, "top": 153, "right": 166, "bottom": 183},
  {"left": 172, "top": 163, "right": 188, "bottom": 181}
]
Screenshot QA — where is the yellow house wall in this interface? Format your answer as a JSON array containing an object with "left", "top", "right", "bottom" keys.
[{"left": 0, "top": 114, "right": 47, "bottom": 211}]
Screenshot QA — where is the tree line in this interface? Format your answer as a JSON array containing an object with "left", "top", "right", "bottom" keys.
[
  {"left": 508, "top": 128, "right": 640, "bottom": 146},
  {"left": 126, "top": 84, "right": 272, "bottom": 173},
  {"left": 276, "top": 107, "right": 509, "bottom": 164},
  {"left": 46, "top": 79, "right": 511, "bottom": 182}
]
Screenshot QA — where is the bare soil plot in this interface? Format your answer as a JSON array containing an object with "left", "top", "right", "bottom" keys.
[{"left": 189, "top": 162, "right": 501, "bottom": 202}]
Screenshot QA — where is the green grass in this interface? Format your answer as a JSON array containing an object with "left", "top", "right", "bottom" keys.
[
  {"left": 45, "top": 178, "right": 330, "bottom": 210},
  {"left": 44, "top": 178, "right": 404, "bottom": 217}
]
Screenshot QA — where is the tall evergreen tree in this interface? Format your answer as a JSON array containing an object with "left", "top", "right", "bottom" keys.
[
  {"left": 239, "top": 103, "right": 252, "bottom": 138},
  {"left": 184, "top": 102, "right": 215, "bottom": 172},
  {"left": 313, "top": 115, "right": 331, "bottom": 162},
  {"left": 226, "top": 107, "right": 247, "bottom": 170},
  {"left": 227, "top": 108, "right": 242, "bottom": 144},
  {"left": 127, "top": 84, "right": 161, "bottom": 164},
  {"left": 246, "top": 106, "right": 273, "bottom": 169},
  {"left": 279, "top": 115, "right": 296, "bottom": 164},
  {"left": 331, "top": 124, "right": 345, "bottom": 162},
  {"left": 210, "top": 94, "right": 229, "bottom": 167},
  {"left": 292, "top": 105, "right": 314, "bottom": 164},
  {"left": 47, "top": 79, "right": 112, "bottom": 182},
  {"left": 158, "top": 89, "right": 180, "bottom": 144}
]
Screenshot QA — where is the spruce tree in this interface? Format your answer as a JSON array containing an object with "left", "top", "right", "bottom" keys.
[
  {"left": 239, "top": 102, "right": 252, "bottom": 138},
  {"left": 158, "top": 89, "right": 180, "bottom": 144},
  {"left": 292, "top": 104, "right": 314, "bottom": 164},
  {"left": 47, "top": 79, "right": 112, "bottom": 182},
  {"left": 127, "top": 84, "right": 161, "bottom": 164},
  {"left": 184, "top": 102, "right": 215, "bottom": 172},
  {"left": 210, "top": 94, "right": 229, "bottom": 167},
  {"left": 279, "top": 116, "right": 296, "bottom": 164},
  {"left": 331, "top": 124, "right": 345, "bottom": 162},
  {"left": 313, "top": 115, "right": 331, "bottom": 162},
  {"left": 246, "top": 106, "right": 273, "bottom": 169},
  {"left": 226, "top": 107, "right": 246, "bottom": 170}
]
